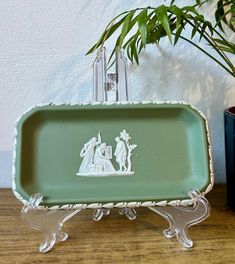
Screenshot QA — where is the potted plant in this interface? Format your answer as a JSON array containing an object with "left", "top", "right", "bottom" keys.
[{"left": 86, "top": 0, "right": 235, "bottom": 209}]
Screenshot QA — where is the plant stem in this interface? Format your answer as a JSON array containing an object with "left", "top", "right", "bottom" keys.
[
  {"left": 176, "top": 34, "right": 234, "bottom": 76},
  {"left": 204, "top": 30, "right": 233, "bottom": 64},
  {"left": 185, "top": 18, "right": 234, "bottom": 72}
]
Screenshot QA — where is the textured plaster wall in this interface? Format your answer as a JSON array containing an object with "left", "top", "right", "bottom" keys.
[{"left": 0, "top": 0, "right": 235, "bottom": 187}]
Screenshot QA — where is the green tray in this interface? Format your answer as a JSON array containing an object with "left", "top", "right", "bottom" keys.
[{"left": 12, "top": 102, "right": 213, "bottom": 208}]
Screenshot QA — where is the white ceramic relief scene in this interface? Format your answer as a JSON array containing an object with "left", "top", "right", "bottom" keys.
[{"left": 76, "top": 130, "right": 137, "bottom": 177}]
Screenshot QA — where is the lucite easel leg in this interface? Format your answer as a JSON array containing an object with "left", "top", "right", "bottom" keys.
[
  {"left": 92, "top": 208, "right": 111, "bottom": 221},
  {"left": 119, "top": 208, "right": 137, "bottom": 220},
  {"left": 21, "top": 193, "right": 81, "bottom": 253},
  {"left": 92, "top": 208, "right": 137, "bottom": 221},
  {"left": 149, "top": 189, "right": 211, "bottom": 248}
]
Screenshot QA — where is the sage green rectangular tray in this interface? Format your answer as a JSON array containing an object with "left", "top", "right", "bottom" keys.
[{"left": 12, "top": 102, "right": 213, "bottom": 208}]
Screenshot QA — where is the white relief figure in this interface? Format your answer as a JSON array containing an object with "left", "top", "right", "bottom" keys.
[
  {"left": 119, "top": 130, "right": 137, "bottom": 172},
  {"left": 78, "top": 133, "right": 101, "bottom": 174},
  {"left": 94, "top": 143, "right": 116, "bottom": 173},
  {"left": 76, "top": 130, "right": 137, "bottom": 177},
  {"left": 114, "top": 137, "right": 127, "bottom": 172}
]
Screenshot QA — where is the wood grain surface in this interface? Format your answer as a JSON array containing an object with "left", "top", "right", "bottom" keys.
[{"left": 0, "top": 185, "right": 234, "bottom": 264}]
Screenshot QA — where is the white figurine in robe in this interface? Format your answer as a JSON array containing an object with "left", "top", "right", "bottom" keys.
[
  {"left": 79, "top": 133, "right": 101, "bottom": 173},
  {"left": 114, "top": 137, "right": 127, "bottom": 172},
  {"left": 94, "top": 143, "right": 115, "bottom": 173}
]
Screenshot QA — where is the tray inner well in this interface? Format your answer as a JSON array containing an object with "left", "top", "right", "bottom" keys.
[{"left": 17, "top": 105, "right": 210, "bottom": 205}]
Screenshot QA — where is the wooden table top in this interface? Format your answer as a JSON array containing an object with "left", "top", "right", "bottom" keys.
[{"left": 0, "top": 185, "right": 234, "bottom": 264}]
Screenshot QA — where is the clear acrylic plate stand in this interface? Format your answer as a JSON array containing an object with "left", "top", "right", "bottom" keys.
[{"left": 21, "top": 47, "right": 211, "bottom": 252}]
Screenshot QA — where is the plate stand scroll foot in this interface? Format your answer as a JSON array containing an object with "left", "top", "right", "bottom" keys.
[
  {"left": 21, "top": 193, "right": 81, "bottom": 253},
  {"left": 119, "top": 208, "right": 137, "bottom": 220},
  {"left": 149, "top": 189, "right": 211, "bottom": 248},
  {"left": 92, "top": 208, "right": 111, "bottom": 221}
]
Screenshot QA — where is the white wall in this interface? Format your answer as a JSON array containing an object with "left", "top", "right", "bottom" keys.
[{"left": 0, "top": 0, "right": 234, "bottom": 187}]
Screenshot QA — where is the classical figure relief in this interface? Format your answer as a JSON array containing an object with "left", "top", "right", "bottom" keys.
[
  {"left": 78, "top": 133, "right": 101, "bottom": 174},
  {"left": 94, "top": 143, "right": 116, "bottom": 173},
  {"left": 76, "top": 130, "right": 137, "bottom": 177},
  {"left": 114, "top": 137, "right": 127, "bottom": 172}
]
